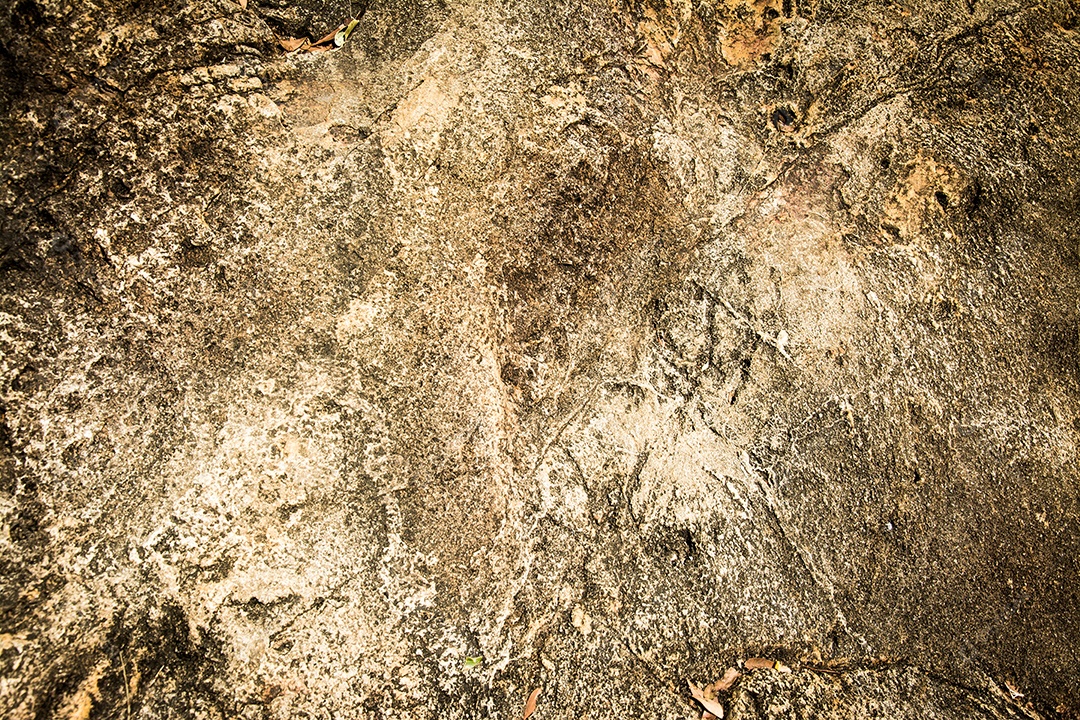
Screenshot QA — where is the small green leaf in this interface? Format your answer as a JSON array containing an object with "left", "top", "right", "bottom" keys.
[{"left": 464, "top": 656, "right": 483, "bottom": 669}]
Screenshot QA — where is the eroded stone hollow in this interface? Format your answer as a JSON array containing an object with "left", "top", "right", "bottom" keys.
[{"left": 1, "top": 0, "right": 1078, "bottom": 718}]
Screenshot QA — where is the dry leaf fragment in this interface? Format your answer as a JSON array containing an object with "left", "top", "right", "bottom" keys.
[
  {"left": 711, "top": 667, "right": 741, "bottom": 692},
  {"left": 744, "top": 657, "right": 793, "bottom": 673},
  {"left": 238, "top": 0, "right": 247, "bottom": 9},
  {"left": 523, "top": 687, "right": 541, "bottom": 719},
  {"left": 688, "top": 680, "right": 725, "bottom": 719},
  {"left": 312, "top": 24, "right": 346, "bottom": 49},
  {"left": 278, "top": 36, "right": 308, "bottom": 52}
]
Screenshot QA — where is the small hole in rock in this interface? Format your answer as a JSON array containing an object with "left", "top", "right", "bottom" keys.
[
  {"left": 934, "top": 191, "right": 950, "bottom": 209},
  {"left": 771, "top": 106, "right": 796, "bottom": 131}
]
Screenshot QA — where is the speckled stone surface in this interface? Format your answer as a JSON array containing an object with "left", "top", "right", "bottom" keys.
[{"left": 1, "top": 0, "right": 1077, "bottom": 718}]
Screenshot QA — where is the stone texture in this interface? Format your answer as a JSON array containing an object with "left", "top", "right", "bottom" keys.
[{"left": 0, "top": 0, "right": 1078, "bottom": 718}]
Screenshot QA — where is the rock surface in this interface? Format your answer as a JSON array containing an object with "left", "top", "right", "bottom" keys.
[{"left": 1, "top": 0, "right": 1078, "bottom": 718}]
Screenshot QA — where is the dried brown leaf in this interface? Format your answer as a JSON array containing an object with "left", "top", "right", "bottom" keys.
[
  {"left": 523, "top": 687, "right": 541, "bottom": 719},
  {"left": 711, "top": 667, "right": 740, "bottom": 692},
  {"left": 312, "top": 24, "right": 345, "bottom": 48},
  {"left": 238, "top": 0, "right": 247, "bottom": 9},
  {"left": 278, "top": 36, "right": 308, "bottom": 52},
  {"left": 688, "top": 680, "right": 725, "bottom": 719},
  {"left": 744, "top": 658, "right": 775, "bottom": 670}
]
